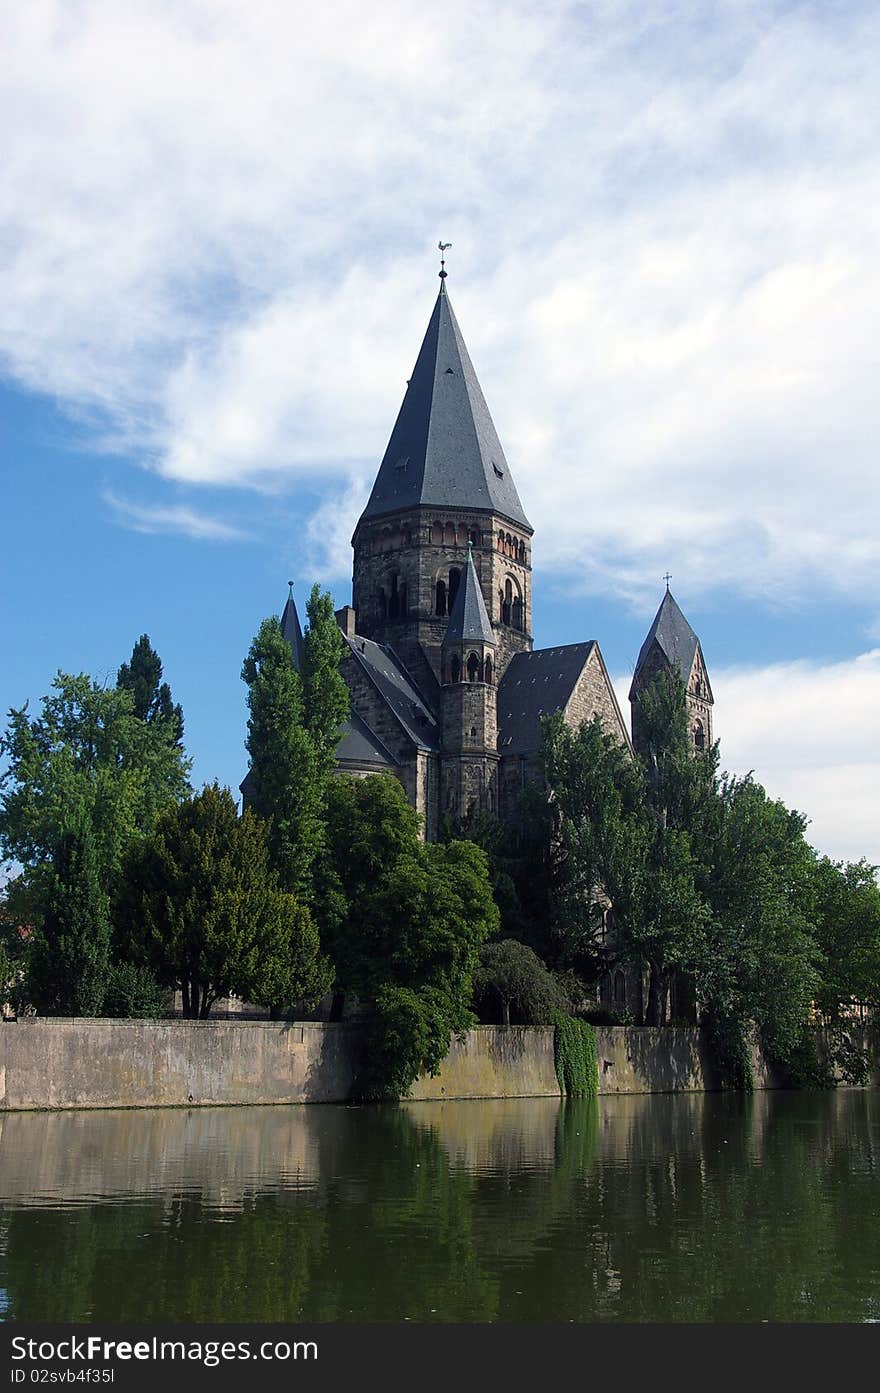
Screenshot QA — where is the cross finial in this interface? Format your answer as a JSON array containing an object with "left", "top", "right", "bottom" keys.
[
  {"left": 663, "top": 571, "right": 672, "bottom": 592},
  {"left": 438, "top": 240, "right": 452, "bottom": 280}
]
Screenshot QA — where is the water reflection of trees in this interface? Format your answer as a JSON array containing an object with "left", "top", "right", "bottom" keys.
[{"left": 1, "top": 1092, "right": 877, "bottom": 1322}]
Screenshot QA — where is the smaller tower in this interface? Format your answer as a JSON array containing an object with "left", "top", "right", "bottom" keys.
[
  {"left": 629, "top": 587, "right": 714, "bottom": 755},
  {"left": 280, "top": 581, "right": 304, "bottom": 671},
  {"left": 440, "top": 544, "right": 499, "bottom": 817}
]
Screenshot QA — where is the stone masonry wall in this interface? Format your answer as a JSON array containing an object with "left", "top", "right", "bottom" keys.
[
  {"left": 563, "top": 644, "right": 630, "bottom": 746},
  {"left": 4, "top": 1020, "right": 872, "bottom": 1111}
]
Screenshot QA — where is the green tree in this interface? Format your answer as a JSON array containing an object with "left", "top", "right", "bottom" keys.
[
  {"left": 320, "top": 773, "right": 497, "bottom": 1097},
  {"left": 474, "top": 939, "right": 565, "bottom": 1025},
  {"left": 301, "top": 585, "right": 349, "bottom": 776},
  {"left": 356, "top": 838, "right": 499, "bottom": 1099},
  {"left": 629, "top": 670, "right": 717, "bottom": 1023},
  {"left": 27, "top": 809, "right": 111, "bottom": 1016},
  {"left": 541, "top": 711, "right": 646, "bottom": 978},
  {"left": 810, "top": 857, "right": 880, "bottom": 1020},
  {"left": 697, "top": 774, "right": 820, "bottom": 1084},
  {"left": 0, "top": 673, "right": 191, "bottom": 911},
  {"left": 318, "top": 773, "right": 423, "bottom": 998},
  {"left": 117, "top": 634, "right": 184, "bottom": 743},
  {"left": 118, "top": 783, "right": 332, "bottom": 1018},
  {"left": 241, "top": 617, "right": 323, "bottom": 899}
]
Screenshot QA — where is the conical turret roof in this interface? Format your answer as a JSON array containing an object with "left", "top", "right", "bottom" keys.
[
  {"left": 357, "top": 284, "right": 531, "bottom": 532},
  {"left": 629, "top": 589, "right": 701, "bottom": 697},
  {"left": 444, "top": 544, "right": 495, "bottom": 647},
  {"left": 280, "top": 585, "right": 304, "bottom": 671}
]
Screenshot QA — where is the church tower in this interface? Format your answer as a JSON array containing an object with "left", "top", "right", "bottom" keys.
[
  {"left": 439, "top": 542, "right": 499, "bottom": 817},
  {"left": 629, "top": 587, "right": 714, "bottom": 755},
  {"left": 350, "top": 273, "right": 533, "bottom": 700}
]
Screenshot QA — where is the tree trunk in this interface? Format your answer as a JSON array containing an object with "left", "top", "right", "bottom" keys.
[
  {"left": 329, "top": 992, "right": 346, "bottom": 1022},
  {"left": 644, "top": 966, "right": 669, "bottom": 1026},
  {"left": 502, "top": 999, "right": 511, "bottom": 1026}
]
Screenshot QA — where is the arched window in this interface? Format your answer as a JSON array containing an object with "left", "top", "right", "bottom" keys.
[
  {"left": 435, "top": 579, "right": 447, "bottom": 616},
  {"left": 431, "top": 522, "right": 442, "bottom": 546},
  {"left": 484, "top": 655, "right": 493, "bottom": 686},
  {"left": 444, "top": 522, "right": 456, "bottom": 546},
  {"left": 518, "top": 541, "right": 526, "bottom": 563},
  {"left": 497, "top": 533, "right": 504, "bottom": 552},
  {"left": 448, "top": 567, "right": 461, "bottom": 610},
  {"left": 469, "top": 528, "right": 481, "bottom": 547},
  {"left": 450, "top": 654, "right": 461, "bottom": 684},
  {"left": 467, "top": 652, "right": 480, "bottom": 683},
  {"left": 512, "top": 596, "right": 523, "bottom": 631},
  {"left": 502, "top": 579, "right": 512, "bottom": 626},
  {"left": 388, "top": 574, "right": 400, "bottom": 620},
  {"left": 378, "top": 589, "right": 387, "bottom": 619},
  {"left": 693, "top": 720, "right": 705, "bottom": 751}
]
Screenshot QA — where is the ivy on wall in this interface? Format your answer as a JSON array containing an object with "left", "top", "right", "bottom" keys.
[{"left": 553, "top": 1015, "right": 598, "bottom": 1098}]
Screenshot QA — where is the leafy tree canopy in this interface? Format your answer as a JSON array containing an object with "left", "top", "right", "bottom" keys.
[
  {"left": 117, "top": 782, "right": 332, "bottom": 1019},
  {"left": 0, "top": 672, "right": 191, "bottom": 905},
  {"left": 26, "top": 805, "right": 111, "bottom": 1017},
  {"left": 474, "top": 939, "right": 565, "bottom": 1025},
  {"left": 117, "top": 634, "right": 184, "bottom": 743}
]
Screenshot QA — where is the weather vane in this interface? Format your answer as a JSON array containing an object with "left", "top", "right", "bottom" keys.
[
  {"left": 663, "top": 571, "right": 672, "bottom": 591},
  {"left": 438, "top": 241, "right": 452, "bottom": 280}
]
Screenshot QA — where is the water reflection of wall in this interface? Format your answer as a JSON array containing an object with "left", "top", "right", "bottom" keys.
[
  {"left": 0, "top": 1107, "right": 323, "bottom": 1209},
  {"left": 402, "top": 1098, "right": 560, "bottom": 1173},
  {"left": 2, "top": 1092, "right": 879, "bottom": 1324}
]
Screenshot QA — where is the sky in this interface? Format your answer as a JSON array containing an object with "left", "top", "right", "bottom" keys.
[{"left": 2, "top": 0, "right": 878, "bottom": 866}]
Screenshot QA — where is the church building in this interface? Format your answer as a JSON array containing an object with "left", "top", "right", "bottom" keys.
[{"left": 260, "top": 269, "right": 714, "bottom": 837}]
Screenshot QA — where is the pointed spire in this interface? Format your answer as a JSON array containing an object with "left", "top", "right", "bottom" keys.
[
  {"left": 629, "top": 588, "right": 700, "bottom": 696},
  {"left": 445, "top": 543, "right": 495, "bottom": 647},
  {"left": 357, "top": 285, "right": 531, "bottom": 532},
  {"left": 280, "top": 581, "right": 304, "bottom": 671}
]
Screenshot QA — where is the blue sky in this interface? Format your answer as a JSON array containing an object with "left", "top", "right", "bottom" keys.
[{"left": 2, "top": 0, "right": 879, "bottom": 864}]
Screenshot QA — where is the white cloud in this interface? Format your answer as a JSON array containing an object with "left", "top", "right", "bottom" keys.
[
  {"left": 2, "top": 1, "right": 879, "bottom": 607},
  {"left": 615, "top": 649, "right": 880, "bottom": 866},
  {"left": 102, "top": 490, "right": 249, "bottom": 541}
]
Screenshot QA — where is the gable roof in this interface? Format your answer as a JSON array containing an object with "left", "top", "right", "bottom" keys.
[
  {"left": 629, "top": 590, "right": 701, "bottom": 697},
  {"left": 356, "top": 284, "right": 531, "bottom": 533},
  {"left": 335, "top": 710, "right": 399, "bottom": 768},
  {"left": 444, "top": 545, "right": 495, "bottom": 647},
  {"left": 497, "top": 643, "right": 595, "bottom": 755},
  {"left": 345, "top": 634, "right": 440, "bottom": 751}
]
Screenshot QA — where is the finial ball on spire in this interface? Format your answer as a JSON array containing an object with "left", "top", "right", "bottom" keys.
[{"left": 438, "top": 240, "right": 452, "bottom": 280}]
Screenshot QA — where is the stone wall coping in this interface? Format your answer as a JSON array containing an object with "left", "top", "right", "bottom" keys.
[{"left": 3, "top": 1017, "right": 360, "bottom": 1031}]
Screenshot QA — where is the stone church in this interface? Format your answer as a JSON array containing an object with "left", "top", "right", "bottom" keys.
[{"left": 265, "top": 272, "right": 714, "bottom": 837}]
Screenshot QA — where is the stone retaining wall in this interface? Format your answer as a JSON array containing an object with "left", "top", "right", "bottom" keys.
[{"left": 0, "top": 1018, "right": 875, "bottom": 1110}]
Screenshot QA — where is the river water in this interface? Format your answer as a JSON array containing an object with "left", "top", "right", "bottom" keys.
[{"left": 1, "top": 1091, "right": 878, "bottom": 1323}]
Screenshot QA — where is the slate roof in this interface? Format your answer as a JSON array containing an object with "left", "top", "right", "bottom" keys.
[
  {"left": 335, "top": 710, "right": 399, "bottom": 768},
  {"left": 280, "top": 587, "right": 304, "bottom": 671},
  {"left": 444, "top": 545, "right": 495, "bottom": 647},
  {"left": 497, "top": 643, "right": 596, "bottom": 755},
  {"left": 629, "top": 590, "right": 702, "bottom": 698},
  {"left": 345, "top": 635, "right": 440, "bottom": 751},
  {"left": 357, "top": 284, "right": 532, "bottom": 533}
]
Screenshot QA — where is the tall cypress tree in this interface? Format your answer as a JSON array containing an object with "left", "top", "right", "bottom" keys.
[
  {"left": 241, "top": 617, "right": 323, "bottom": 899},
  {"left": 302, "top": 584, "right": 350, "bottom": 777},
  {"left": 117, "top": 634, "right": 184, "bottom": 743},
  {"left": 28, "top": 809, "right": 111, "bottom": 1016}
]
